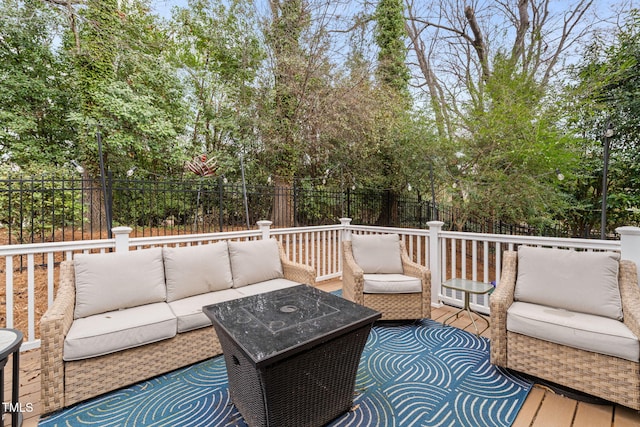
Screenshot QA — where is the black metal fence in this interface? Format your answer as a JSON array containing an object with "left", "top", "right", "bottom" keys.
[{"left": 0, "top": 174, "right": 569, "bottom": 244}]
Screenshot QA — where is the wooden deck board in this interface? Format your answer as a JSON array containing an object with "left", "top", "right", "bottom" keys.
[
  {"left": 531, "top": 392, "right": 577, "bottom": 427},
  {"left": 16, "top": 278, "right": 640, "bottom": 426},
  {"left": 573, "top": 402, "right": 614, "bottom": 427},
  {"left": 613, "top": 405, "right": 640, "bottom": 427},
  {"left": 512, "top": 386, "right": 545, "bottom": 427}
]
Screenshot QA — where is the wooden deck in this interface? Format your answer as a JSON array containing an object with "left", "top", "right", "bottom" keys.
[{"left": 10, "top": 278, "right": 640, "bottom": 426}]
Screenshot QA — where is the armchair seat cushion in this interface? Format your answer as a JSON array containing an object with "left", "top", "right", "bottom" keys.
[
  {"left": 507, "top": 301, "right": 639, "bottom": 362},
  {"left": 64, "top": 303, "right": 177, "bottom": 361},
  {"left": 363, "top": 274, "right": 422, "bottom": 294}
]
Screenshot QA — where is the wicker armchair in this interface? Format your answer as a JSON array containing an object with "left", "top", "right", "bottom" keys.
[
  {"left": 342, "top": 234, "right": 430, "bottom": 320},
  {"left": 490, "top": 249, "right": 640, "bottom": 410}
]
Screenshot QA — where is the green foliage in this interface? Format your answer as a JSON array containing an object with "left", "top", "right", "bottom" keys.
[
  {"left": 446, "top": 58, "right": 575, "bottom": 229},
  {"left": 69, "top": 0, "right": 189, "bottom": 177},
  {"left": 170, "top": 0, "right": 263, "bottom": 157},
  {"left": 564, "top": 9, "right": 640, "bottom": 234},
  {"left": 4, "top": 0, "right": 630, "bottom": 236},
  {"left": 294, "top": 180, "right": 343, "bottom": 224},
  {"left": 260, "top": 0, "right": 313, "bottom": 181},
  {"left": 74, "top": 0, "right": 118, "bottom": 99},
  {"left": 0, "top": 0, "right": 78, "bottom": 168},
  {"left": 368, "top": 0, "right": 413, "bottom": 210},
  {"left": 374, "top": 0, "right": 410, "bottom": 100}
]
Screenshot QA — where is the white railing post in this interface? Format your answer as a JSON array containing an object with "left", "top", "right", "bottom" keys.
[
  {"left": 340, "top": 218, "right": 352, "bottom": 241},
  {"left": 428, "top": 221, "right": 444, "bottom": 307},
  {"left": 112, "top": 226, "right": 132, "bottom": 252},
  {"left": 257, "top": 220, "right": 273, "bottom": 239},
  {"left": 616, "top": 226, "right": 640, "bottom": 283}
]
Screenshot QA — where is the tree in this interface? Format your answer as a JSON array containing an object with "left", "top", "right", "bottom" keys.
[
  {"left": 259, "top": 0, "right": 364, "bottom": 225},
  {"left": 564, "top": 9, "right": 640, "bottom": 235},
  {"left": 404, "top": 0, "right": 596, "bottom": 229},
  {"left": 450, "top": 58, "right": 576, "bottom": 230},
  {"left": 369, "top": 0, "right": 416, "bottom": 224},
  {"left": 56, "top": 0, "right": 189, "bottom": 177},
  {"left": 0, "top": 0, "right": 77, "bottom": 171},
  {"left": 39, "top": 0, "right": 190, "bottom": 231},
  {"left": 170, "top": 0, "right": 263, "bottom": 159},
  {"left": 375, "top": 0, "right": 410, "bottom": 100}
]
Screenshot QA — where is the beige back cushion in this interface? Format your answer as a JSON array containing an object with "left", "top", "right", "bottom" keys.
[
  {"left": 74, "top": 247, "right": 166, "bottom": 319},
  {"left": 163, "top": 241, "right": 233, "bottom": 302},
  {"left": 228, "top": 239, "right": 284, "bottom": 288},
  {"left": 515, "top": 246, "right": 622, "bottom": 320},
  {"left": 350, "top": 233, "right": 403, "bottom": 274}
]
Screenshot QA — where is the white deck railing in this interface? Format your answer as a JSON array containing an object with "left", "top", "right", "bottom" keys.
[{"left": 1, "top": 219, "right": 637, "bottom": 351}]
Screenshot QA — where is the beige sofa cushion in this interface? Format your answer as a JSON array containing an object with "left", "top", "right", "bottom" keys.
[
  {"left": 74, "top": 248, "right": 166, "bottom": 319},
  {"left": 507, "top": 301, "right": 639, "bottom": 362},
  {"left": 163, "top": 242, "right": 233, "bottom": 302},
  {"left": 64, "top": 302, "right": 177, "bottom": 361},
  {"left": 363, "top": 274, "right": 422, "bottom": 294},
  {"left": 228, "top": 239, "right": 283, "bottom": 288},
  {"left": 234, "top": 278, "right": 300, "bottom": 297},
  {"left": 515, "top": 246, "right": 622, "bottom": 320},
  {"left": 351, "top": 234, "right": 403, "bottom": 274},
  {"left": 167, "top": 288, "right": 244, "bottom": 333}
]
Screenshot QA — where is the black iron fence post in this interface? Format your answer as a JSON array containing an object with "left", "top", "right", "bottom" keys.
[
  {"left": 7, "top": 176, "right": 13, "bottom": 244},
  {"left": 293, "top": 181, "right": 298, "bottom": 227},
  {"left": 417, "top": 193, "right": 423, "bottom": 228},
  {"left": 218, "top": 177, "right": 224, "bottom": 232},
  {"left": 107, "top": 170, "right": 113, "bottom": 237}
]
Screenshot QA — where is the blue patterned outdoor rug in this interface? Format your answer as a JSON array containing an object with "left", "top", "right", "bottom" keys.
[{"left": 40, "top": 319, "right": 532, "bottom": 427}]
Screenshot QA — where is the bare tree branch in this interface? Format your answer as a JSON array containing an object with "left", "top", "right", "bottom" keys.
[
  {"left": 540, "top": 0, "right": 593, "bottom": 86},
  {"left": 463, "top": 5, "right": 490, "bottom": 81},
  {"left": 511, "top": 0, "right": 530, "bottom": 66},
  {"left": 43, "top": 0, "right": 81, "bottom": 53}
]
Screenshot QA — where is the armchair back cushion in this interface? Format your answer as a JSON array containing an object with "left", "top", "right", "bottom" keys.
[
  {"left": 74, "top": 247, "right": 166, "bottom": 319},
  {"left": 228, "top": 239, "right": 284, "bottom": 288},
  {"left": 514, "top": 246, "right": 622, "bottom": 320},
  {"left": 351, "top": 233, "right": 403, "bottom": 274},
  {"left": 163, "top": 241, "right": 233, "bottom": 302}
]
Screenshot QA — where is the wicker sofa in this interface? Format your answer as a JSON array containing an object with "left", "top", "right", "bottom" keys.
[
  {"left": 490, "top": 246, "right": 640, "bottom": 410},
  {"left": 342, "top": 233, "right": 431, "bottom": 320},
  {"left": 40, "top": 238, "right": 315, "bottom": 414}
]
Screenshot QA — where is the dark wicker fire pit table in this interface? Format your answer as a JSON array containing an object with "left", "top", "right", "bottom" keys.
[{"left": 203, "top": 285, "right": 380, "bottom": 427}]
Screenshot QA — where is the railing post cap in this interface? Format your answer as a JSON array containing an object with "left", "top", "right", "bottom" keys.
[
  {"left": 427, "top": 221, "right": 445, "bottom": 228},
  {"left": 112, "top": 226, "right": 132, "bottom": 235},
  {"left": 256, "top": 220, "right": 273, "bottom": 227},
  {"left": 616, "top": 226, "right": 640, "bottom": 236},
  {"left": 339, "top": 218, "right": 352, "bottom": 224}
]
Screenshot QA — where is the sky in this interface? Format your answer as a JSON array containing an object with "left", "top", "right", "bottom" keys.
[
  {"left": 151, "top": 0, "right": 188, "bottom": 19},
  {"left": 150, "top": 0, "right": 632, "bottom": 16}
]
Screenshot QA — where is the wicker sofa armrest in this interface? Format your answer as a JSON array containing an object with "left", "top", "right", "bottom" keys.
[
  {"left": 276, "top": 241, "right": 316, "bottom": 286},
  {"left": 281, "top": 258, "right": 316, "bottom": 286},
  {"left": 41, "top": 260, "right": 76, "bottom": 413},
  {"left": 490, "top": 251, "right": 517, "bottom": 366},
  {"left": 619, "top": 260, "right": 640, "bottom": 339},
  {"left": 399, "top": 241, "right": 431, "bottom": 317},
  {"left": 341, "top": 241, "right": 365, "bottom": 305}
]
